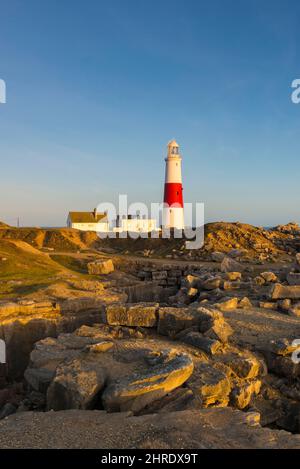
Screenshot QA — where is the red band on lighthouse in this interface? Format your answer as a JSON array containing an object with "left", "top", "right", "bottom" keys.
[
  {"left": 162, "top": 140, "right": 184, "bottom": 230},
  {"left": 163, "top": 183, "right": 183, "bottom": 207}
]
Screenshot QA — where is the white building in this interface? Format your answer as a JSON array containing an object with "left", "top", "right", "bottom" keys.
[
  {"left": 114, "top": 215, "right": 157, "bottom": 233},
  {"left": 67, "top": 209, "right": 109, "bottom": 232}
]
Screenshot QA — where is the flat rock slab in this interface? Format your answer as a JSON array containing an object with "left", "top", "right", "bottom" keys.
[
  {"left": 1, "top": 408, "right": 299, "bottom": 448},
  {"left": 106, "top": 303, "right": 158, "bottom": 327},
  {"left": 102, "top": 350, "right": 194, "bottom": 413},
  {"left": 271, "top": 283, "right": 300, "bottom": 300}
]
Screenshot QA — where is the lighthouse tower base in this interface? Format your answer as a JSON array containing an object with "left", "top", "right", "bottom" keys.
[{"left": 162, "top": 206, "right": 184, "bottom": 230}]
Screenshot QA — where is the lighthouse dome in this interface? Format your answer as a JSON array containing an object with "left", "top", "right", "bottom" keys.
[{"left": 168, "top": 140, "right": 179, "bottom": 147}]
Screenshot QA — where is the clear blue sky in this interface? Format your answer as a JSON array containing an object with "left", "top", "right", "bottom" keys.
[{"left": 0, "top": 0, "right": 300, "bottom": 227}]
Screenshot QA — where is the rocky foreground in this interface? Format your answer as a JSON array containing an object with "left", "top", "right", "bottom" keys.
[
  {"left": 1, "top": 408, "right": 300, "bottom": 449},
  {"left": 1, "top": 222, "right": 300, "bottom": 448}
]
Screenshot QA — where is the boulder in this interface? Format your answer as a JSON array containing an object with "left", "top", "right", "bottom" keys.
[
  {"left": 204, "top": 318, "right": 233, "bottom": 344},
  {"left": 24, "top": 368, "right": 55, "bottom": 393},
  {"left": 270, "top": 284, "right": 300, "bottom": 300},
  {"left": 259, "top": 301, "right": 277, "bottom": 310},
  {"left": 211, "top": 251, "right": 226, "bottom": 262},
  {"left": 230, "top": 380, "right": 261, "bottom": 409},
  {"left": 185, "top": 274, "right": 202, "bottom": 289},
  {"left": 102, "top": 350, "right": 194, "bottom": 413},
  {"left": 24, "top": 334, "right": 102, "bottom": 392},
  {"left": 226, "top": 356, "right": 261, "bottom": 379},
  {"left": 238, "top": 297, "right": 253, "bottom": 308},
  {"left": 0, "top": 403, "right": 16, "bottom": 420},
  {"left": 106, "top": 303, "right": 158, "bottom": 328},
  {"left": 277, "top": 299, "right": 292, "bottom": 312},
  {"left": 157, "top": 307, "right": 198, "bottom": 336},
  {"left": 261, "top": 272, "right": 278, "bottom": 283},
  {"left": 201, "top": 277, "right": 222, "bottom": 290},
  {"left": 214, "top": 297, "right": 238, "bottom": 311},
  {"left": 188, "top": 363, "right": 231, "bottom": 407},
  {"left": 87, "top": 259, "right": 114, "bottom": 275},
  {"left": 223, "top": 281, "right": 240, "bottom": 291},
  {"left": 262, "top": 353, "right": 300, "bottom": 378},
  {"left": 254, "top": 276, "right": 265, "bottom": 286},
  {"left": 182, "top": 332, "right": 222, "bottom": 355},
  {"left": 287, "top": 273, "right": 300, "bottom": 286},
  {"left": 47, "top": 357, "right": 107, "bottom": 410},
  {"left": 187, "top": 287, "right": 198, "bottom": 297},
  {"left": 195, "top": 307, "right": 232, "bottom": 342},
  {"left": 225, "top": 272, "right": 242, "bottom": 281},
  {"left": 220, "top": 257, "right": 244, "bottom": 273},
  {"left": 288, "top": 304, "right": 300, "bottom": 317}
]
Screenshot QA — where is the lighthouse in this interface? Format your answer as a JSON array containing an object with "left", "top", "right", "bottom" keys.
[{"left": 162, "top": 140, "right": 184, "bottom": 230}]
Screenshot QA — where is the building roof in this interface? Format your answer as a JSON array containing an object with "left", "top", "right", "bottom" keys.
[{"left": 68, "top": 212, "right": 108, "bottom": 223}]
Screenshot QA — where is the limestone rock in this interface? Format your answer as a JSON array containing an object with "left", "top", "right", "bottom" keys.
[
  {"left": 277, "top": 299, "right": 292, "bottom": 312},
  {"left": 102, "top": 350, "right": 194, "bottom": 413},
  {"left": 157, "top": 307, "right": 198, "bottom": 336},
  {"left": 261, "top": 272, "right": 278, "bottom": 283},
  {"left": 259, "top": 301, "right": 277, "bottom": 310},
  {"left": 254, "top": 276, "right": 265, "bottom": 286},
  {"left": 211, "top": 251, "right": 226, "bottom": 262},
  {"left": 185, "top": 274, "right": 201, "bottom": 289},
  {"left": 230, "top": 380, "right": 261, "bottom": 409},
  {"left": 204, "top": 319, "right": 233, "bottom": 343},
  {"left": 287, "top": 273, "right": 300, "bottom": 286},
  {"left": 106, "top": 303, "right": 158, "bottom": 328},
  {"left": 288, "top": 303, "right": 300, "bottom": 317},
  {"left": 220, "top": 257, "right": 244, "bottom": 273},
  {"left": 87, "top": 259, "right": 114, "bottom": 275},
  {"left": 270, "top": 283, "right": 300, "bottom": 300},
  {"left": 187, "top": 287, "right": 198, "bottom": 297},
  {"left": 85, "top": 341, "right": 114, "bottom": 353},
  {"left": 188, "top": 362, "right": 231, "bottom": 407},
  {"left": 227, "top": 356, "right": 261, "bottom": 379},
  {"left": 201, "top": 277, "right": 222, "bottom": 290},
  {"left": 182, "top": 332, "right": 222, "bottom": 355},
  {"left": 223, "top": 280, "right": 240, "bottom": 290},
  {"left": 47, "top": 357, "right": 107, "bottom": 410},
  {"left": 214, "top": 297, "right": 238, "bottom": 311},
  {"left": 225, "top": 272, "right": 242, "bottom": 281},
  {"left": 0, "top": 403, "right": 16, "bottom": 420},
  {"left": 238, "top": 297, "right": 253, "bottom": 308}
]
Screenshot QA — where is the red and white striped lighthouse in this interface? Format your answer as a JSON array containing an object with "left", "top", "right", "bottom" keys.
[{"left": 162, "top": 140, "right": 184, "bottom": 230}]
